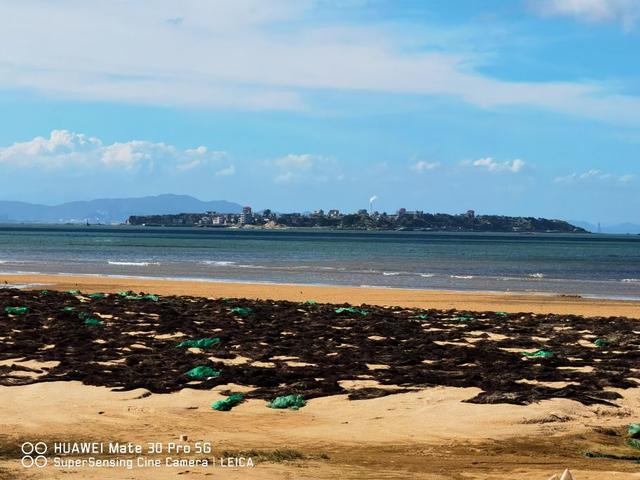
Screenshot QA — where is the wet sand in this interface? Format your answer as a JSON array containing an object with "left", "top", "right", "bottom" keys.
[{"left": 2, "top": 273, "right": 640, "bottom": 318}]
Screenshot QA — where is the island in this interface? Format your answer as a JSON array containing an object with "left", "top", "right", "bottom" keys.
[{"left": 127, "top": 207, "right": 586, "bottom": 233}]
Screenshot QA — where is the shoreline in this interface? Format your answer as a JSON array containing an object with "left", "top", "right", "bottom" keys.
[{"left": 2, "top": 273, "right": 639, "bottom": 318}]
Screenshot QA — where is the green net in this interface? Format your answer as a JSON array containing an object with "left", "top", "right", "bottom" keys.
[
  {"left": 230, "top": 307, "right": 253, "bottom": 316},
  {"left": 335, "top": 307, "right": 367, "bottom": 316},
  {"left": 68, "top": 290, "right": 81, "bottom": 295},
  {"left": 453, "top": 315, "right": 474, "bottom": 322},
  {"left": 416, "top": 314, "right": 430, "bottom": 320},
  {"left": 303, "top": 300, "right": 318, "bottom": 305},
  {"left": 594, "top": 338, "right": 609, "bottom": 348},
  {"left": 177, "top": 338, "right": 221, "bottom": 349},
  {"left": 521, "top": 349, "right": 554, "bottom": 358},
  {"left": 84, "top": 318, "right": 103, "bottom": 326},
  {"left": 496, "top": 311, "right": 509, "bottom": 316},
  {"left": 4, "top": 306, "right": 29, "bottom": 315},
  {"left": 267, "top": 395, "right": 306, "bottom": 410},
  {"left": 629, "top": 424, "right": 640, "bottom": 439},
  {"left": 63, "top": 306, "right": 75, "bottom": 312},
  {"left": 129, "top": 294, "right": 159, "bottom": 301},
  {"left": 212, "top": 393, "right": 245, "bottom": 411},
  {"left": 88, "top": 293, "right": 107, "bottom": 300},
  {"left": 186, "top": 366, "right": 221, "bottom": 380},
  {"left": 118, "top": 291, "right": 159, "bottom": 301}
]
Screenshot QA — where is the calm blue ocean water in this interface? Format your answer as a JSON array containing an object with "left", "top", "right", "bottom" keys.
[{"left": 0, "top": 225, "right": 639, "bottom": 299}]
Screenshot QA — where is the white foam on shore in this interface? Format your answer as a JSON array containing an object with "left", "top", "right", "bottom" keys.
[
  {"left": 108, "top": 261, "right": 160, "bottom": 267},
  {"left": 0, "top": 282, "right": 50, "bottom": 290},
  {"left": 200, "top": 260, "right": 236, "bottom": 266},
  {"left": 622, "top": 278, "right": 640, "bottom": 283},
  {"left": 450, "top": 275, "right": 474, "bottom": 279},
  {"left": 528, "top": 273, "right": 545, "bottom": 279}
]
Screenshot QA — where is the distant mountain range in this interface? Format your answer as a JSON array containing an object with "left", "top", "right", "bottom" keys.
[
  {"left": 571, "top": 221, "right": 640, "bottom": 235},
  {"left": 0, "top": 194, "right": 243, "bottom": 224}
]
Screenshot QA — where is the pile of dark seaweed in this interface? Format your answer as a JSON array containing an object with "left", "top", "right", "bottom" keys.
[{"left": 1, "top": 289, "right": 638, "bottom": 405}]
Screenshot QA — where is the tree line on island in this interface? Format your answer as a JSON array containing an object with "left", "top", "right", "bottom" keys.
[{"left": 128, "top": 207, "right": 586, "bottom": 233}]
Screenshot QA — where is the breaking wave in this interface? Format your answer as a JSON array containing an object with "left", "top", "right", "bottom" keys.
[
  {"left": 107, "top": 261, "right": 159, "bottom": 267},
  {"left": 200, "top": 261, "right": 236, "bottom": 266}
]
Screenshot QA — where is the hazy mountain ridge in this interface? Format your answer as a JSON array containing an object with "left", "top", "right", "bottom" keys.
[{"left": 0, "top": 194, "right": 243, "bottom": 224}]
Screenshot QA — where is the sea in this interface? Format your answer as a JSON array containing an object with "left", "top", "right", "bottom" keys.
[{"left": 0, "top": 225, "right": 639, "bottom": 300}]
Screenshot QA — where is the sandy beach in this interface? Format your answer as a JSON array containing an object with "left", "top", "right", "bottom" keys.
[
  {"left": 1, "top": 277, "right": 639, "bottom": 479},
  {"left": 3, "top": 273, "right": 640, "bottom": 318}
]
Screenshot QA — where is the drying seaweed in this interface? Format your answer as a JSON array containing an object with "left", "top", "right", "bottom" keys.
[{"left": 1, "top": 289, "right": 639, "bottom": 405}]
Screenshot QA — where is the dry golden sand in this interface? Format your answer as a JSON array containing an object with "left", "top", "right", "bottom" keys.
[
  {"left": 1, "top": 274, "right": 639, "bottom": 479},
  {"left": 3, "top": 273, "right": 640, "bottom": 318}
]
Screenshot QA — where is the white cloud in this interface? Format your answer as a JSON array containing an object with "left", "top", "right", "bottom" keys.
[
  {"left": 410, "top": 160, "right": 439, "bottom": 172},
  {"left": 469, "top": 157, "right": 526, "bottom": 173},
  {"left": 0, "top": 130, "right": 102, "bottom": 168},
  {"left": 274, "top": 154, "right": 318, "bottom": 169},
  {"left": 274, "top": 171, "right": 296, "bottom": 184},
  {"left": 532, "top": 0, "right": 640, "bottom": 29},
  {"left": 176, "top": 147, "right": 229, "bottom": 171},
  {"left": 272, "top": 153, "right": 341, "bottom": 183},
  {"left": 0, "top": 1, "right": 640, "bottom": 123},
  {"left": 554, "top": 169, "right": 635, "bottom": 183},
  {"left": 0, "top": 130, "right": 231, "bottom": 173},
  {"left": 215, "top": 164, "right": 236, "bottom": 176}
]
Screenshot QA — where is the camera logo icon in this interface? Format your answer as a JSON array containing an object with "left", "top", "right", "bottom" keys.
[{"left": 21, "top": 442, "right": 48, "bottom": 468}]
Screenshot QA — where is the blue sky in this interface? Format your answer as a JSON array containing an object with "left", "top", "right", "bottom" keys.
[{"left": 0, "top": 0, "right": 639, "bottom": 223}]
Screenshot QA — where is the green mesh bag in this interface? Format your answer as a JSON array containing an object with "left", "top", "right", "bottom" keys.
[
  {"left": 186, "top": 366, "right": 221, "bottom": 380},
  {"left": 84, "top": 318, "right": 103, "bottom": 326},
  {"left": 177, "top": 338, "right": 221, "bottom": 349},
  {"left": 267, "top": 395, "right": 306, "bottom": 410},
  {"left": 4, "top": 306, "right": 28, "bottom": 315},
  {"left": 212, "top": 393, "right": 245, "bottom": 411},
  {"left": 119, "top": 292, "right": 159, "bottom": 301},
  {"left": 521, "top": 350, "right": 554, "bottom": 358}
]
